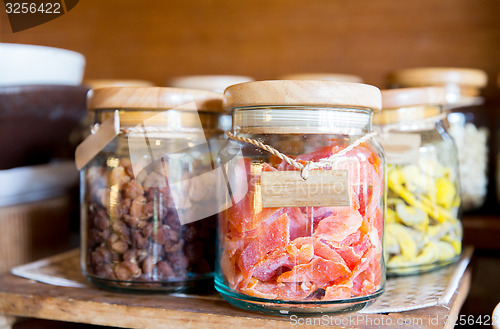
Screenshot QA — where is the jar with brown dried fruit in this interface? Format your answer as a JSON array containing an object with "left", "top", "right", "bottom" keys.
[{"left": 78, "top": 87, "right": 224, "bottom": 291}]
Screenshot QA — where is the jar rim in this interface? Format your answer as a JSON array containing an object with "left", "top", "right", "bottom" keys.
[
  {"left": 381, "top": 87, "right": 448, "bottom": 109},
  {"left": 94, "top": 108, "right": 222, "bottom": 130},
  {"left": 374, "top": 105, "right": 443, "bottom": 126},
  {"left": 233, "top": 106, "right": 371, "bottom": 134}
]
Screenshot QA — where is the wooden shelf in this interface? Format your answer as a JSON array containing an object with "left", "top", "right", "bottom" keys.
[{"left": 0, "top": 267, "right": 471, "bottom": 329}]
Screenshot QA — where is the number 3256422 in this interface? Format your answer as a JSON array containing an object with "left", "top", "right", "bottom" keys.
[{"left": 5, "top": 2, "right": 61, "bottom": 14}]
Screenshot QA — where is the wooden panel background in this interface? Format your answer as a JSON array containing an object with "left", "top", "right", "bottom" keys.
[{"left": 1, "top": 0, "right": 500, "bottom": 99}]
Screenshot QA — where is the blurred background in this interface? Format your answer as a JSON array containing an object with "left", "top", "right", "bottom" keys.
[
  {"left": 1, "top": 0, "right": 499, "bottom": 95},
  {"left": 1, "top": 0, "right": 500, "bottom": 328}
]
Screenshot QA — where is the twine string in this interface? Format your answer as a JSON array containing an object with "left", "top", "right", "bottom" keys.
[{"left": 226, "top": 130, "right": 377, "bottom": 180}]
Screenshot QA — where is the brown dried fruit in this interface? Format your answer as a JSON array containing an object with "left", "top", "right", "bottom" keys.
[{"left": 84, "top": 159, "right": 216, "bottom": 287}]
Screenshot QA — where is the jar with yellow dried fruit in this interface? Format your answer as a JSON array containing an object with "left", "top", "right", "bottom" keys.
[
  {"left": 387, "top": 68, "right": 489, "bottom": 212},
  {"left": 374, "top": 87, "right": 462, "bottom": 276},
  {"left": 79, "top": 87, "right": 224, "bottom": 291}
]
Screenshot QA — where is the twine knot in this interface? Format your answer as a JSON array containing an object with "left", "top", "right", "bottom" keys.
[{"left": 300, "top": 161, "right": 315, "bottom": 180}]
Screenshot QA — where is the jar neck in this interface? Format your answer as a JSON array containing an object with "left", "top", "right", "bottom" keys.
[
  {"left": 374, "top": 105, "right": 445, "bottom": 132},
  {"left": 441, "top": 84, "right": 484, "bottom": 110},
  {"left": 93, "top": 109, "right": 222, "bottom": 136},
  {"left": 392, "top": 83, "right": 484, "bottom": 109},
  {"left": 232, "top": 106, "right": 372, "bottom": 136}
]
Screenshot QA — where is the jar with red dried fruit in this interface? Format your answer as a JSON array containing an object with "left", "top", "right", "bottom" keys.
[
  {"left": 78, "top": 87, "right": 224, "bottom": 291},
  {"left": 216, "top": 81, "right": 385, "bottom": 315}
]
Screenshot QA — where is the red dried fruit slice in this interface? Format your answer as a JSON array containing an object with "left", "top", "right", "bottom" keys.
[
  {"left": 226, "top": 192, "right": 280, "bottom": 233},
  {"left": 224, "top": 235, "right": 248, "bottom": 258},
  {"left": 241, "top": 279, "right": 318, "bottom": 300},
  {"left": 238, "top": 241, "right": 260, "bottom": 279},
  {"left": 313, "top": 210, "right": 363, "bottom": 242},
  {"left": 287, "top": 242, "right": 314, "bottom": 265},
  {"left": 253, "top": 251, "right": 293, "bottom": 281},
  {"left": 326, "top": 230, "right": 362, "bottom": 249},
  {"left": 220, "top": 248, "right": 242, "bottom": 288},
  {"left": 286, "top": 207, "right": 311, "bottom": 240},
  {"left": 313, "top": 239, "right": 346, "bottom": 265},
  {"left": 358, "top": 144, "right": 383, "bottom": 176},
  {"left": 301, "top": 206, "right": 333, "bottom": 222},
  {"left": 277, "top": 145, "right": 340, "bottom": 171},
  {"left": 224, "top": 160, "right": 281, "bottom": 233},
  {"left": 352, "top": 274, "right": 377, "bottom": 296},
  {"left": 289, "top": 236, "right": 314, "bottom": 248},
  {"left": 241, "top": 279, "right": 278, "bottom": 299},
  {"left": 351, "top": 245, "right": 376, "bottom": 279},
  {"left": 297, "top": 145, "right": 342, "bottom": 162},
  {"left": 323, "top": 278, "right": 353, "bottom": 300},
  {"left": 366, "top": 254, "right": 382, "bottom": 285},
  {"left": 290, "top": 237, "right": 350, "bottom": 266},
  {"left": 333, "top": 233, "right": 371, "bottom": 270},
  {"left": 274, "top": 282, "right": 318, "bottom": 300},
  {"left": 260, "top": 212, "right": 289, "bottom": 255},
  {"left": 237, "top": 213, "right": 289, "bottom": 279},
  {"left": 277, "top": 257, "right": 350, "bottom": 283},
  {"left": 261, "top": 162, "right": 277, "bottom": 172}
]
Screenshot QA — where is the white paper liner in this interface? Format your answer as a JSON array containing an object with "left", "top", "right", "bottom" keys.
[
  {"left": 361, "top": 247, "right": 472, "bottom": 313},
  {"left": 11, "top": 247, "right": 472, "bottom": 312}
]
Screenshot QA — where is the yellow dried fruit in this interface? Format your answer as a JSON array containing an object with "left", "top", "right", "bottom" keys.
[{"left": 436, "top": 177, "right": 456, "bottom": 209}]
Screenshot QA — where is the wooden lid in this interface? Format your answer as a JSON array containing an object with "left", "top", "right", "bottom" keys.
[
  {"left": 84, "top": 79, "right": 155, "bottom": 89},
  {"left": 381, "top": 87, "right": 448, "bottom": 109},
  {"left": 224, "top": 80, "right": 381, "bottom": 110},
  {"left": 168, "top": 75, "right": 254, "bottom": 93},
  {"left": 375, "top": 87, "right": 446, "bottom": 125},
  {"left": 87, "top": 87, "right": 224, "bottom": 112},
  {"left": 278, "top": 73, "right": 363, "bottom": 83},
  {"left": 387, "top": 67, "right": 487, "bottom": 89}
]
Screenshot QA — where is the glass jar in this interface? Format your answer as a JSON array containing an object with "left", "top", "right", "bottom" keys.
[
  {"left": 216, "top": 80, "right": 385, "bottom": 315},
  {"left": 387, "top": 68, "right": 489, "bottom": 211},
  {"left": 374, "top": 87, "right": 462, "bottom": 276},
  {"left": 78, "top": 87, "right": 224, "bottom": 291}
]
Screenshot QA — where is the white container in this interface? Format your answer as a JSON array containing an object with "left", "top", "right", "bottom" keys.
[
  {"left": 0, "top": 43, "right": 86, "bottom": 86},
  {"left": 279, "top": 73, "right": 363, "bottom": 83},
  {"left": 168, "top": 75, "right": 253, "bottom": 93}
]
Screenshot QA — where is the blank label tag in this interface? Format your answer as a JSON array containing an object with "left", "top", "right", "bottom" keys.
[
  {"left": 261, "top": 170, "right": 350, "bottom": 208},
  {"left": 378, "top": 133, "right": 421, "bottom": 164}
]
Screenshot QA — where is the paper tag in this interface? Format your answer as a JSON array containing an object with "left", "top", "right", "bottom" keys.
[
  {"left": 260, "top": 170, "right": 350, "bottom": 208},
  {"left": 378, "top": 133, "right": 421, "bottom": 164},
  {"left": 75, "top": 111, "right": 120, "bottom": 170}
]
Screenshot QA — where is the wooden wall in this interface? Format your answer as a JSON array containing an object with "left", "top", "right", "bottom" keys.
[{"left": 1, "top": 0, "right": 500, "bottom": 98}]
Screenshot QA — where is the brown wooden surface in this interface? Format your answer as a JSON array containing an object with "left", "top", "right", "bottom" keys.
[
  {"left": 1, "top": 0, "right": 500, "bottom": 100},
  {"left": 463, "top": 216, "right": 500, "bottom": 250},
  {"left": 0, "top": 267, "right": 471, "bottom": 329}
]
